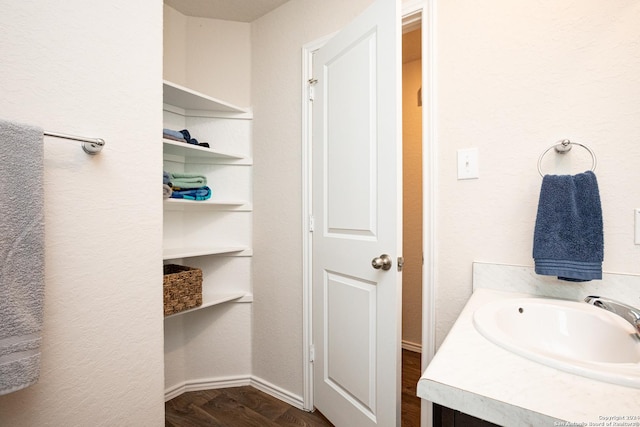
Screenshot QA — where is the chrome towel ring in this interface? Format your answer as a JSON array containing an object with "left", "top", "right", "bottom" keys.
[{"left": 537, "top": 139, "right": 597, "bottom": 177}]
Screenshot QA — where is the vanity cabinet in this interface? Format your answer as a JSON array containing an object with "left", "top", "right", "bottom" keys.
[{"left": 434, "top": 404, "right": 500, "bottom": 427}]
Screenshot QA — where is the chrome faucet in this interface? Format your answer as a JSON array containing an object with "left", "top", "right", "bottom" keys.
[{"left": 584, "top": 296, "right": 640, "bottom": 334}]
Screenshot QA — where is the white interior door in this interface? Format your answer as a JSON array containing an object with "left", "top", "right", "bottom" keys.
[{"left": 311, "top": 0, "right": 402, "bottom": 426}]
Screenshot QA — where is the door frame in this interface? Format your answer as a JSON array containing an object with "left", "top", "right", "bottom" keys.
[{"left": 301, "top": 2, "right": 437, "bottom": 426}]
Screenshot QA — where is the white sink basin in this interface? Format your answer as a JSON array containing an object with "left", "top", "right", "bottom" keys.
[{"left": 473, "top": 297, "right": 640, "bottom": 388}]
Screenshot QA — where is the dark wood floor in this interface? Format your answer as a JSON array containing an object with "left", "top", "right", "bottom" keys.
[
  {"left": 165, "top": 386, "right": 334, "bottom": 426},
  {"left": 401, "top": 349, "right": 422, "bottom": 427},
  {"left": 166, "top": 349, "right": 422, "bottom": 426}
]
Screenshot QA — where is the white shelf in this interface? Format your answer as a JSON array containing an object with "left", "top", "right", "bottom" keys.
[
  {"left": 163, "top": 246, "right": 250, "bottom": 260},
  {"left": 163, "top": 199, "right": 251, "bottom": 211},
  {"left": 164, "top": 292, "right": 253, "bottom": 319},
  {"left": 163, "top": 80, "right": 248, "bottom": 113},
  {"left": 162, "top": 79, "right": 253, "bottom": 347},
  {"left": 163, "top": 139, "right": 244, "bottom": 161}
]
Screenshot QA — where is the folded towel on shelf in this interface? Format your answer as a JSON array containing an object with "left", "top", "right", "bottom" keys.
[
  {"left": 162, "top": 129, "right": 212, "bottom": 148},
  {"left": 533, "top": 171, "right": 603, "bottom": 281},
  {"left": 163, "top": 128, "right": 186, "bottom": 140},
  {"left": 0, "top": 118, "right": 46, "bottom": 395},
  {"left": 163, "top": 171, "right": 170, "bottom": 185},
  {"left": 179, "top": 129, "right": 211, "bottom": 148},
  {"left": 163, "top": 134, "right": 187, "bottom": 143},
  {"left": 163, "top": 184, "right": 173, "bottom": 199},
  {"left": 179, "top": 129, "right": 199, "bottom": 145},
  {"left": 169, "top": 172, "right": 207, "bottom": 189},
  {"left": 170, "top": 186, "right": 212, "bottom": 201}
]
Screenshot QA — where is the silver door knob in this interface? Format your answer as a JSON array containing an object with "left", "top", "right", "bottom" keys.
[{"left": 371, "top": 254, "right": 392, "bottom": 271}]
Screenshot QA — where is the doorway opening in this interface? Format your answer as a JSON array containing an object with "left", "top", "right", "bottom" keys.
[{"left": 401, "top": 20, "right": 423, "bottom": 427}]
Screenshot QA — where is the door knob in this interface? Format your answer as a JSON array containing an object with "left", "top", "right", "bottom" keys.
[{"left": 371, "top": 254, "right": 392, "bottom": 271}]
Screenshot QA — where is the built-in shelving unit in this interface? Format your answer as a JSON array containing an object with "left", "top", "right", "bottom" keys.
[
  {"left": 162, "top": 246, "right": 250, "bottom": 260},
  {"left": 164, "top": 292, "right": 250, "bottom": 319},
  {"left": 163, "top": 199, "right": 251, "bottom": 213},
  {"left": 163, "top": 80, "right": 247, "bottom": 113},
  {"left": 162, "top": 80, "right": 253, "bottom": 316},
  {"left": 163, "top": 139, "right": 245, "bottom": 163}
]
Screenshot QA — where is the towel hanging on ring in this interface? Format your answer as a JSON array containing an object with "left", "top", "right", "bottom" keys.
[{"left": 533, "top": 170, "right": 603, "bottom": 281}]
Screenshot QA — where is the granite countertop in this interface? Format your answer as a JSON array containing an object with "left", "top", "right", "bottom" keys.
[{"left": 418, "top": 287, "right": 640, "bottom": 427}]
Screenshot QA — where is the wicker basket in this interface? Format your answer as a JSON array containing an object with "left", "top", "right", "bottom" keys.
[{"left": 163, "top": 264, "right": 203, "bottom": 316}]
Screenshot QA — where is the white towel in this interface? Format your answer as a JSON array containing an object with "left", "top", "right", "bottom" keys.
[{"left": 0, "top": 118, "right": 45, "bottom": 395}]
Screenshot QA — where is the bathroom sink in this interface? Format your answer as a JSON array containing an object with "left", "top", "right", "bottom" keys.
[{"left": 473, "top": 297, "right": 640, "bottom": 388}]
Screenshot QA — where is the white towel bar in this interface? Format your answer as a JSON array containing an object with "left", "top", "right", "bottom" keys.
[{"left": 44, "top": 131, "right": 105, "bottom": 155}]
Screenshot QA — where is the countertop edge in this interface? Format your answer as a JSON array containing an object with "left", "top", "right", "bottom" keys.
[
  {"left": 417, "top": 287, "right": 640, "bottom": 425},
  {"left": 417, "top": 377, "right": 564, "bottom": 427}
]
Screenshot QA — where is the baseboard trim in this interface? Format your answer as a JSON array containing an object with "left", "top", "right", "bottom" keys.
[
  {"left": 250, "top": 376, "right": 305, "bottom": 410},
  {"left": 164, "top": 375, "right": 252, "bottom": 402},
  {"left": 165, "top": 375, "right": 305, "bottom": 410},
  {"left": 402, "top": 340, "right": 422, "bottom": 353},
  {"left": 165, "top": 345, "right": 421, "bottom": 403}
]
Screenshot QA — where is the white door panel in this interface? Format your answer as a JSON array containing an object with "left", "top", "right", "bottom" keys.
[
  {"left": 324, "top": 271, "right": 376, "bottom": 414},
  {"left": 325, "top": 29, "right": 378, "bottom": 237},
  {"left": 312, "top": 0, "right": 402, "bottom": 426}
]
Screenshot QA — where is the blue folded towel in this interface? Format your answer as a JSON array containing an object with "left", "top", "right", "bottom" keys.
[
  {"left": 163, "top": 128, "right": 185, "bottom": 140},
  {"left": 179, "top": 129, "right": 199, "bottom": 145},
  {"left": 170, "top": 186, "right": 212, "bottom": 201},
  {"left": 533, "top": 171, "right": 603, "bottom": 281}
]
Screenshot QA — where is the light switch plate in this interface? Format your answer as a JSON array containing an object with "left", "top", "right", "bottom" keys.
[{"left": 457, "top": 148, "right": 479, "bottom": 180}]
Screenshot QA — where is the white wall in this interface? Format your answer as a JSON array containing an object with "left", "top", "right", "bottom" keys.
[
  {"left": 186, "top": 17, "right": 251, "bottom": 107},
  {"left": 0, "top": 1, "right": 164, "bottom": 425},
  {"left": 251, "top": 0, "right": 376, "bottom": 397},
  {"left": 164, "top": 6, "right": 188, "bottom": 85},
  {"left": 435, "top": 0, "right": 640, "bottom": 347},
  {"left": 164, "top": 5, "right": 251, "bottom": 108}
]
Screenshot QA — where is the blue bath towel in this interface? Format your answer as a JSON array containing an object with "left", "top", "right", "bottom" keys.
[
  {"left": 163, "top": 128, "right": 186, "bottom": 140},
  {"left": 533, "top": 171, "right": 603, "bottom": 281},
  {"left": 170, "top": 186, "right": 212, "bottom": 201}
]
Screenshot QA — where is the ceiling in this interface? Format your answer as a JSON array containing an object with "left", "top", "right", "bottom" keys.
[{"left": 164, "top": 0, "right": 290, "bottom": 22}]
